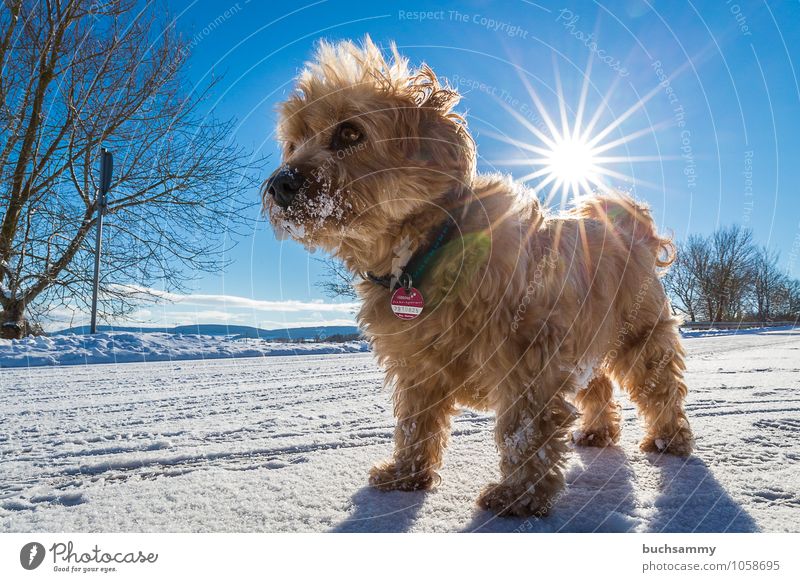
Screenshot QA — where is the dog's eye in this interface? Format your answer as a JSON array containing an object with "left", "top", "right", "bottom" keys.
[
  {"left": 331, "top": 122, "right": 364, "bottom": 149},
  {"left": 285, "top": 142, "right": 296, "bottom": 155}
]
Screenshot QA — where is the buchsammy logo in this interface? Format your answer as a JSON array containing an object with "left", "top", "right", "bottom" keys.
[{"left": 20, "top": 542, "right": 46, "bottom": 570}]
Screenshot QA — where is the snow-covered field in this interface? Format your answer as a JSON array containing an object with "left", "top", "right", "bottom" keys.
[
  {"left": 0, "top": 332, "right": 368, "bottom": 368},
  {"left": 1, "top": 328, "right": 798, "bottom": 532}
]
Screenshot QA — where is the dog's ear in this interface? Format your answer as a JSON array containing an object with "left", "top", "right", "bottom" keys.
[{"left": 404, "top": 65, "right": 476, "bottom": 187}]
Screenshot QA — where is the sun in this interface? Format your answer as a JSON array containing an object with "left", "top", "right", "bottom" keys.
[
  {"left": 487, "top": 55, "right": 677, "bottom": 206},
  {"left": 543, "top": 135, "right": 599, "bottom": 191}
]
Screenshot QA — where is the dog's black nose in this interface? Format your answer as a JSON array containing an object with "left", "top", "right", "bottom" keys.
[{"left": 267, "top": 168, "right": 303, "bottom": 209}]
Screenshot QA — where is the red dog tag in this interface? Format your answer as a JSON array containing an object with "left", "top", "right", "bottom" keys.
[{"left": 390, "top": 287, "right": 424, "bottom": 320}]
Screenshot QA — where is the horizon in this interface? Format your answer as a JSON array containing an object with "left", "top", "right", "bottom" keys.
[
  {"left": 52, "top": 321, "right": 360, "bottom": 334},
  {"left": 37, "top": 0, "right": 800, "bottom": 331}
]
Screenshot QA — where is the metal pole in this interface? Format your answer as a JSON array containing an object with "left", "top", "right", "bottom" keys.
[{"left": 90, "top": 148, "right": 113, "bottom": 334}]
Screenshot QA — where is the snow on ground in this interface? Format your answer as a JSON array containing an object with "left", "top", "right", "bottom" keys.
[
  {"left": 0, "top": 328, "right": 798, "bottom": 532},
  {"left": 0, "top": 332, "right": 368, "bottom": 368},
  {"left": 680, "top": 324, "right": 798, "bottom": 338}
]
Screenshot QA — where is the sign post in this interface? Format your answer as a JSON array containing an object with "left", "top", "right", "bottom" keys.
[{"left": 90, "top": 148, "right": 113, "bottom": 334}]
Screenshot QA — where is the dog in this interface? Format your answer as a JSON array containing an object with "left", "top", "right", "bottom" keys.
[{"left": 263, "top": 38, "right": 694, "bottom": 517}]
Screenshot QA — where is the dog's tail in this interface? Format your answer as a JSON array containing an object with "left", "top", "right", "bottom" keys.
[{"left": 571, "top": 193, "right": 675, "bottom": 267}]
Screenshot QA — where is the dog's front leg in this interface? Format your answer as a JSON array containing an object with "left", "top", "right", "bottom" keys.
[
  {"left": 478, "top": 369, "right": 577, "bottom": 517},
  {"left": 369, "top": 377, "right": 455, "bottom": 491}
]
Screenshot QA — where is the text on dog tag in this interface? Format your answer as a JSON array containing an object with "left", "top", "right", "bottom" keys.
[{"left": 390, "top": 287, "right": 424, "bottom": 320}]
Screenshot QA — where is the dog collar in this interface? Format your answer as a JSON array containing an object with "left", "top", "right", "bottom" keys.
[{"left": 363, "top": 212, "right": 460, "bottom": 293}]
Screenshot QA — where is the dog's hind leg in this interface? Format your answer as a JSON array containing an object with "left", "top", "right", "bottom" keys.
[
  {"left": 369, "top": 373, "right": 456, "bottom": 491},
  {"left": 478, "top": 366, "right": 577, "bottom": 517},
  {"left": 610, "top": 318, "right": 694, "bottom": 456},
  {"left": 572, "top": 374, "right": 621, "bottom": 447}
]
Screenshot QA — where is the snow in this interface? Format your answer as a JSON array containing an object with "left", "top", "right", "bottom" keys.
[
  {"left": 0, "top": 274, "right": 20, "bottom": 300},
  {"left": 680, "top": 324, "right": 797, "bottom": 338},
  {"left": 0, "top": 328, "right": 798, "bottom": 532},
  {"left": 272, "top": 161, "right": 351, "bottom": 240},
  {"left": 0, "top": 332, "right": 368, "bottom": 368}
]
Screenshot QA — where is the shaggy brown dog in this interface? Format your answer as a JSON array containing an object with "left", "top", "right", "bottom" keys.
[{"left": 263, "top": 38, "right": 694, "bottom": 517}]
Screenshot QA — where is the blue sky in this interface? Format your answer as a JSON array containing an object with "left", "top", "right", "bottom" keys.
[{"left": 101, "top": 0, "right": 800, "bottom": 330}]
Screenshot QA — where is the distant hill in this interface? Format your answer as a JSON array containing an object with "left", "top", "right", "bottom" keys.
[{"left": 54, "top": 324, "right": 361, "bottom": 341}]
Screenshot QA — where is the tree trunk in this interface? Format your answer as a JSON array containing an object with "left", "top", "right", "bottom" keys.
[{"left": 0, "top": 300, "right": 28, "bottom": 339}]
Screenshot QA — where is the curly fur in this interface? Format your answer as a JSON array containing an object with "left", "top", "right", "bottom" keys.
[{"left": 264, "top": 37, "right": 694, "bottom": 517}]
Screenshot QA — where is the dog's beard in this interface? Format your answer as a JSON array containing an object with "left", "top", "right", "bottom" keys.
[
  {"left": 271, "top": 217, "right": 296, "bottom": 241},
  {"left": 269, "top": 174, "right": 353, "bottom": 246}
]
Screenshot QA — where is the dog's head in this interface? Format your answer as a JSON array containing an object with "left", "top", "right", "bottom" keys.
[{"left": 263, "top": 37, "right": 475, "bottom": 253}]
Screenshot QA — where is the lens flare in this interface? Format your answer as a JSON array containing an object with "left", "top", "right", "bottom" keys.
[{"left": 487, "top": 54, "right": 685, "bottom": 207}]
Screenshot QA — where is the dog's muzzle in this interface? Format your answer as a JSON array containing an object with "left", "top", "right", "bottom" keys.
[{"left": 266, "top": 166, "right": 305, "bottom": 209}]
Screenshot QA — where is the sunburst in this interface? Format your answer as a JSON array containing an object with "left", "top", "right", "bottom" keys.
[{"left": 487, "top": 55, "right": 680, "bottom": 207}]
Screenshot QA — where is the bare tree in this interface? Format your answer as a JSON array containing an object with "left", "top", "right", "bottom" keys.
[
  {"left": 665, "top": 227, "right": 759, "bottom": 322},
  {"left": 315, "top": 256, "right": 357, "bottom": 300},
  {"left": 777, "top": 278, "right": 800, "bottom": 321},
  {"left": 0, "top": 0, "right": 262, "bottom": 338},
  {"left": 751, "top": 246, "right": 784, "bottom": 321},
  {"left": 663, "top": 237, "right": 702, "bottom": 321},
  {"left": 704, "top": 225, "right": 756, "bottom": 321}
]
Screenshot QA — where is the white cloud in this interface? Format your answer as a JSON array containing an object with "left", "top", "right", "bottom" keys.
[
  {"left": 40, "top": 286, "right": 360, "bottom": 332},
  {"left": 255, "top": 317, "right": 357, "bottom": 329},
  {"left": 109, "top": 284, "right": 359, "bottom": 313}
]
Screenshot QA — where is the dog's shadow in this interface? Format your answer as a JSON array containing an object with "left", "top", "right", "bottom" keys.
[
  {"left": 463, "top": 447, "right": 759, "bottom": 533},
  {"left": 330, "top": 486, "right": 428, "bottom": 533},
  {"left": 640, "top": 452, "right": 759, "bottom": 533},
  {"left": 330, "top": 447, "right": 758, "bottom": 532}
]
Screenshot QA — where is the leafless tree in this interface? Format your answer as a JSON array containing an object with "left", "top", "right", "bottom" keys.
[
  {"left": 0, "top": 0, "right": 262, "bottom": 338},
  {"left": 751, "top": 246, "right": 784, "bottom": 321},
  {"left": 663, "top": 237, "right": 703, "bottom": 321},
  {"left": 315, "top": 256, "right": 357, "bottom": 300},
  {"left": 665, "top": 225, "right": 800, "bottom": 323},
  {"left": 704, "top": 225, "right": 756, "bottom": 321},
  {"left": 777, "top": 278, "right": 800, "bottom": 320}
]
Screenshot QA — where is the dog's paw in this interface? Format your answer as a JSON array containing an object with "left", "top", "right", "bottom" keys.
[
  {"left": 572, "top": 426, "right": 619, "bottom": 448},
  {"left": 640, "top": 425, "right": 694, "bottom": 456},
  {"left": 368, "top": 461, "right": 439, "bottom": 491},
  {"left": 477, "top": 482, "right": 552, "bottom": 517}
]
